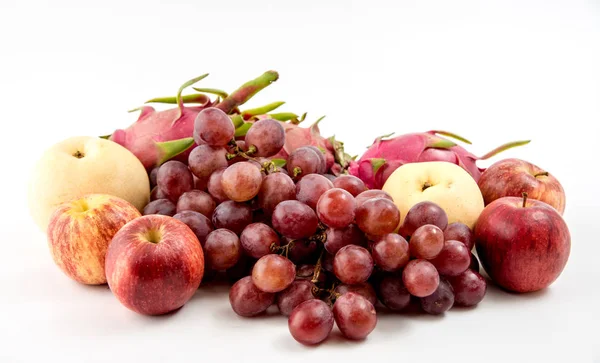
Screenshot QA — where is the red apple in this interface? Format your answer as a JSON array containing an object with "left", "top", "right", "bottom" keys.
[
  {"left": 478, "top": 158, "right": 566, "bottom": 214},
  {"left": 47, "top": 194, "right": 141, "bottom": 285},
  {"left": 106, "top": 215, "right": 204, "bottom": 315},
  {"left": 474, "top": 193, "right": 571, "bottom": 293}
]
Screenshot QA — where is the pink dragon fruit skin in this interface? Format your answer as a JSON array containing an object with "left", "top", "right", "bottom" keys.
[{"left": 348, "top": 131, "right": 530, "bottom": 189}]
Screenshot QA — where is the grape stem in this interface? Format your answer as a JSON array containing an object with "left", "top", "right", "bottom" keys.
[
  {"left": 271, "top": 241, "right": 294, "bottom": 258},
  {"left": 293, "top": 167, "right": 302, "bottom": 178},
  {"left": 311, "top": 249, "right": 325, "bottom": 283}
]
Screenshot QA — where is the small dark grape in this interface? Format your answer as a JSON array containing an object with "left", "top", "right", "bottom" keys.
[
  {"left": 277, "top": 280, "right": 316, "bottom": 316},
  {"left": 400, "top": 201, "right": 448, "bottom": 238},
  {"left": 176, "top": 190, "right": 216, "bottom": 217},
  {"left": 204, "top": 229, "right": 241, "bottom": 270},
  {"left": 258, "top": 173, "right": 296, "bottom": 215},
  {"left": 211, "top": 201, "right": 252, "bottom": 235},
  {"left": 444, "top": 222, "right": 475, "bottom": 250},
  {"left": 229, "top": 276, "right": 274, "bottom": 317},
  {"left": 288, "top": 299, "right": 334, "bottom": 345},
  {"left": 377, "top": 275, "right": 411, "bottom": 311},
  {"left": 143, "top": 199, "right": 176, "bottom": 216},
  {"left": 240, "top": 223, "right": 280, "bottom": 259},
  {"left": 157, "top": 160, "right": 194, "bottom": 203},
  {"left": 420, "top": 278, "right": 455, "bottom": 315},
  {"left": 272, "top": 200, "right": 319, "bottom": 239},
  {"left": 173, "top": 210, "right": 213, "bottom": 246},
  {"left": 447, "top": 269, "right": 487, "bottom": 307}
]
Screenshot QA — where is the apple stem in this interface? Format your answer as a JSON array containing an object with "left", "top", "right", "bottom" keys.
[
  {"left": 522, "top": 192, "right": 528, "bottom": 208},
  {"left": 535, "top": 171, "right": 549, "bottom": 178}
]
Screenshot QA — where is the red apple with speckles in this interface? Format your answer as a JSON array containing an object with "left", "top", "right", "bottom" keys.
[
  {"left": 477, "top": 158, "right": 566, "bottom": 214},
  {"left": 474, "top": 193, "right": 570, "bottom": 293},
  {"left": 106, "top": 215, "right": 204, "bottom": 315}
]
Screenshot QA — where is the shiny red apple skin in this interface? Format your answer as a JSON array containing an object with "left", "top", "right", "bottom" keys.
[
  {"left": 474, "top": 196, "right": 570, "bottom": 293},
  {"left": 477, "top": 158, "right": 566, "bottom": 214},
  {"left": 106, "top": 215, "right": 204, "bottom": 315}
]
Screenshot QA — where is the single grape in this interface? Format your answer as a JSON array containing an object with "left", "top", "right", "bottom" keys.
[
  {"left": 324, "top": 224, "right": 367, "bottom": 255},
  {"left": 316, "top": 188, "right": 356, "bottom": 228},
  {"left": 402, "top": 259, "right": 440, "bottom": 297},
  {"left": 194, "top": 107, "right": 234, "bottom": 146},
  {"left": 204, "top": 229, "right": 241, "bottom": 270},
  {"left": 193, "top": 175, "right": 208, "bottom": 191},
  {"left": 355, "top": 189, "right": 393, "bottom": 207},
  {"left": 400, "top": 201, "right": 448, "bottom": 238},
  {"left": 211, "top": 200, "right": 253, "bottom": 235},
  {"left": 332, "top": 175, "right": 367, "bottom": 197},
  {"left": 444, "top": 222, "right": 475, "bottom": 250},
  {"left": 244, "top": 118, "right": 285, "bottom": 157},
  {"left": 207, "top": 167, "right": 229, "bottom": 203},
  {"left": 447, "top": 269, "right": 487, "bottom": 307},
  {"left": 323, "top": 174, "right": 337, "bottom": 183},
  {"left": 272, "top": 200, "right": 319, "bottom": 239},
  {"left": 143, "top": 199, "right": 176, "bottom": 216},
  {"left": 334, "top": 282, "right": 378, "bottom": 306},
  {"left": 288, "top": 299, "right": 334, "bottom": 345},
  {"left": 150, "top": 186, "right": 166, "bottom": 201},
  {"left": 229, "top": 276, "right": 275, "bottom": 317},
  {"left": 157, "top": 160, "right": 194, "bottom": 202},
  {"left": 333, "top": 292, "right": 377, "bottom": 340},
  {"left": 287, "top": 239, "right": 319, "bottom": 265},
  {"left": 431, "top": 239, "right": 471, "bottom": 276},
  {"left": 295, "top": 174, "right": 334, "bottom": 210},
  {"left": 420, "top": 278, "right": 455, "bottom": 315},
  {"left": 258, "top": 173, "right": 296, "bottom": 215},
  {"left": 188, "top": 144, "right": 228, "bottom": 180},
  {"left": 409, "top": 224, "right": 444, "bottom": 260},
  {"left": 355, "top": 198, "right": 401, "bottom": 236},
  {"left": 173, "top": 210, "right": 214, "bottom": 247},
  {"left": 252, "top": 254, "right": 296, "bottom": 293},
  {"left": 149, "top": 167, "right": 159, "bottom": 188},
  {"left": 176, "top": 190, "right": 216, "bottom": 217},
  {"left": 372, "top": 233, "right": 409, "bottom": 272},
  {"left": 277, "top": 280, "right": 316, "bottom": 316},
  {"left": 221, "top": 162, "right": 263, "bottom": 202},
  {"left": 295, "top": 264, "right": 327, "bottom": 284},
  {"left": 287, "top": 146, "right": 322, "bottom": 179},
  {"left": 305, "top": 146, "right": 327, "bottom": 174},
  {"left": 333, "top": 245, "right": 374, "bottom": 285},
  {"left": 377, "top": 275, "right": 411, "bottom": 311},
  {"left": 469, "top": 252, "right": 480, "bottom": 272},
  {"left": 240, "top": 223, "right": 280, "bottom": 259}
]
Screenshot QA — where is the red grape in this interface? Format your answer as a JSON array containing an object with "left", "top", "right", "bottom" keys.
[
  {"left": 143, "top": 199, "right": 176, "bottom": 216},
  {"left": 176, "top": 190, "right": 216, "bottom": 217},
  {"left": 355, "top": 198, "right": 400, "bottom": 236},
  {"left": 157, "top": 160, "right": 194, "bottom": 202},
  {"left": 252, "top": 254, "right": 296, "bottom": 293},
  {"left": 355, "top": 189, "right": 393, "bottom": 207},
  {"left": 409, "top": 224, "right": 444, "bottom": 260},
  {"left": 149, "top": 167, "right": 159, "bottom": 188},
  {"left": 444, "top": 222, "right": 474, "bottom": 250},
  {"left": 258, "top": 172, "right": 296, "bottom": 215},
  {"left": 295, "top": 174, "right": 334, "bottom": 210},
  {"left": 402, "top": 259, "right": 440, "bottom": 297},
  {"left": 333, "top": 292, "right": 377, "bottom": 340},
  {"left": 431, "top": 240, "right": 471, "bottom": 276},
  {"left": 305, "top": 146, "right": 327, "bottom": 174},
  {"left": 229, "top": 276, "right": 274, "bottom": 317},
  {"left": 288, "top": 299, "right": 334, "bottom": 345},
  {"left": 324, "top": 224, "right": 367, "bottom": 255},
  {"left": 204, "top": 229, "right": 241, "bottom": 270},
  {"left": 400, "top": 201, "right": 448, "bottom": 238},
  {"left": 211, "top": 200, "right": 252, "bottom": 234},
  {"left": 287, "top": 240, "right": 319, "bottom": 265},
  {"left": 316, "top": 188, "right": 356, "bottom": 228},
  {"left": 194, "top": 107, "right": 234, "bottom": 146},
  {"left": 447, "top": 269, "right": 487, "bottom": 307},
  {"left": 332, "top": 175, "right": 367, "bottom": 197},
  {"left": 240, "top": 223, "right": 280, "bottom": 259},
  {"left": 334, "top": 282, "right": 378, "bottom": 306},
  {"left": 287, "top": 146, "right": 322, "bottom": 179},
  {"left": 245, "top": 118, "right": 285, "bottom": 157},
  {"left": 173, "top": 210, "right": 213, "bottom": 246},
  {"left": 207, "top": 167, "right": 228, "bottom": 203},
  {"left": 377, "top": 275, "right": 411, "bottom": 311},
  {"left": 333, "top": 245, "right": 374, "bottom": 285},
  {"left": 272, "top": 200, "right": 319, "bottom": 239},
  {"left": 420, "top": 278, "right": 454, "bottom": 315},
  {"left": 188, "top": 144, "right": 228, "bottom": 180},
  {"left": 277, "top": 280, "right": 316, "bottom": 316},
  {"left": 220, "top": 162, "right": 263, "bottom": 202},
  {"left": 150, "top": 186, "right": 166, "bottom": 201},
  {"left": 372, "top": 233, "right": 409, "bottom": 272}
]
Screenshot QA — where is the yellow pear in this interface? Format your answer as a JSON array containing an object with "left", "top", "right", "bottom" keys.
[
  {"left": 28, "top": 136, "right": 150, "bottom": 232},
  {"left": 382, "top": 162, "right": 484, "bottom": 229}
]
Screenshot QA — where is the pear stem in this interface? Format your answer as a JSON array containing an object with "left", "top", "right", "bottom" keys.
[{"left": 522, "top": 192, "right": 528, "bottom": 208}]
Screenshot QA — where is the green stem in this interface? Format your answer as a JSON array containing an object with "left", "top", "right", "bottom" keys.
[
  {"left": 431, "top": 130, "right": 473, "bottom": 144},
  {"left": 192, "top": 87, "right": 229, "bottom": 99},
  {"left": 175, "top": 74, "right": 209, "bottom": 115},
  {"left": 242, "top": 101, "right": 285, "bottom": 118},
  {"left": 146, "top": 94, "right": 209, "bottom": 105},
  {"left": 479, "top": 140, "right": 531, "bottom": 160},
  {"left": 216, "top": 71, "right": 279, "bottom": 114}
]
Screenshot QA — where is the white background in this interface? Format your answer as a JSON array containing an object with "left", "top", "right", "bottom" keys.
[{"left": 1, "top": 0, "right": 599, "bottom": 362}]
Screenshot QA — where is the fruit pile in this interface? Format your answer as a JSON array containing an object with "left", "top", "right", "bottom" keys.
[{"left": 28, "top": 71, "right": 572, "bottom": 346}]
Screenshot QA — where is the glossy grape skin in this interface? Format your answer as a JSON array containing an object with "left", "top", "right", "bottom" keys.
[
  {"left": 173, "top": 211, "right": 214, "bottom": 247},
  {"left": 288, "top": 299, "right": 334, "bottom": 345},
  {"left": 143, "top": 199, "right": 176, "bottom": 216},
  {"left": 469, "top": 253, "right": 480, "bottom": 272},
  {"left": 195, "top": 107, "right": 235, "bottom": 146},
  {"left": 207, "top": 167, "right": 228, "bottom": 203},
  {"left": 447, "top": 269, "right": 487, "bottom": 307},
  {"left": 402, "top": 259, "right": 440, "bottom": 297},
  {"left": 324, "top": 224, "right": 367, "bottom": 255},
  {"left": 333, "top": 292, "right": 377, "bottom": 340},
  {"left": 220, "top": 162, "right": 263, "bottom": 202},
  {"left": 287, "top": 240, "right": 319, "bottom": 265},
  {"left": 355, "top": 189, "right": 393, "bottom": 207},
  {"left": 333, "top": 175, "right": 367, "bottom": 197},
  {"left": 252, "top": 254, "right": 296, "bottom": 293},
  {"left": 258, "top": 173, "right": 296, "bottom": 215},
  {"left": 355, "top": 198, "right": 401, "bottom": 236},
  {"left": 316, "top": 188, "right": 356, "bottom": 229},
  {"left": 409, "top": 224, "right": 445, "bottom": 260},
  {"left": 211, "top": 201, "right": 253, "bottom": 235},
  {"left": 149, "top": 167, "right": 159, "bottom": 188},
  {"left": 188, "top": 144, "right": 228, "bottom": 180},
  {"left": 150, "top": 186, "right": 166, "bottom": 201},
  {"left": 431, "top": 240, "right": 471, "bottom": 276},
  {"left": 157, "top": 160, "right": 194, "bottom": 203},
  {"left": 420, "top": 278, "right": 455, "bottom": 315},
  {"left": 204, "top": 229, "right": 241, "bottom": 270},
  {"left": 176, "top": 190, "right": 216, "bottom": 217},
  {"left": 377, "top": 275, "right": 411, "bottom": 311},
  {"left": 245, "top": 118, "right": 285, "bottom": 157},
  {"left": 295, "top": 174, "right": 334, "bottom": 210},
  {"left": 277, "top": 280, "right": 316, "bottom": 316},
  {"left": 333, "top": 245, "right": 374, "bottom": 285},
  {"left": 272, "top": 200, "right": 319, "bottom": 239},
  {"left": 240, "top": 223, "right": 280, "bottom": 259},
  {"left": 372, "top": 233, "right": 410, "bottom": 272},
  {"left": 400, "top": 201, "right": 448, "bottom": 238},
  {"left": 287, "top": 146, "right": 322, "bottom": 179},
  {"left": 444, "top": 222, "right": 475, "bottom": 250},
  {"left": 229, "top": 276, "right": 275, "bottom": 317},
  {"left": 334, "top": 282, "right": 378, "bottom": 306}
]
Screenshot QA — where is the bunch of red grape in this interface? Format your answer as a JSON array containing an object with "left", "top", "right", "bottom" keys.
[{"left": 144, "top": 107, "right": 487, "bottom": 346}]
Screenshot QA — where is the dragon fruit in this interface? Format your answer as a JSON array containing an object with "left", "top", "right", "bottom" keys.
[
  {"left": 107, "top": 71, "right": 279, "bottom": 170},
  {"left": 348, "top": 131, "right": 530, "bottom": 189}
]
